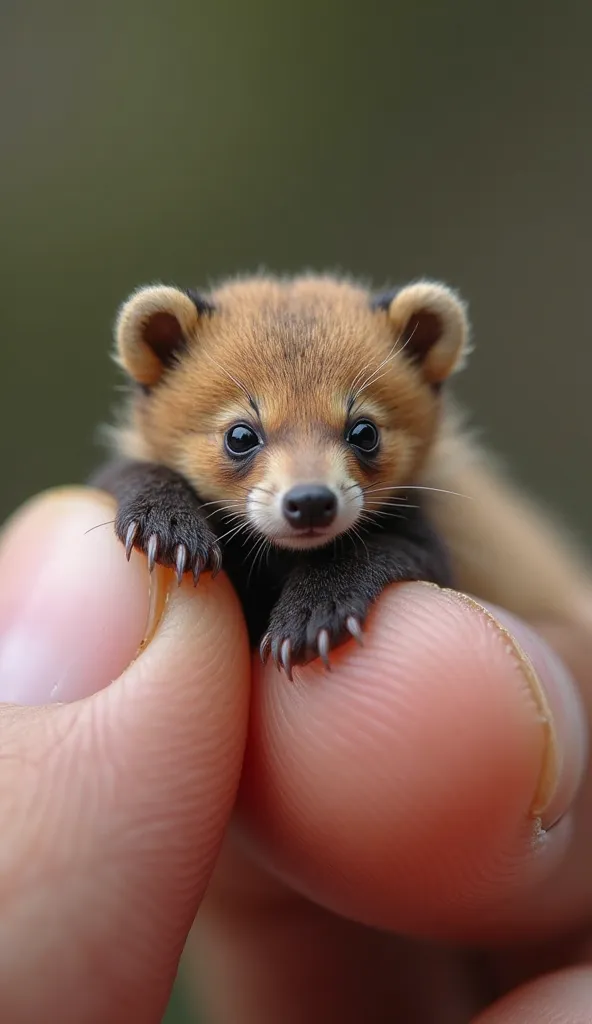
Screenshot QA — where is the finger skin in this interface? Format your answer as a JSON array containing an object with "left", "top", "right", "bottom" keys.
[
  {"left": 0, "top": 491, "right": 250, "bottom": 1024},
  {"left": 473, "top": 966, "right": 592, "bottom": 1023},
  {"left": 186, "top": 582, "right": 592, "bottom": 1024},
  {"left": 236, "top": 583, "right": 587, "bottom": 943},
  {"left": 0, "top": 487, "right": 151, "bottom": 702}
]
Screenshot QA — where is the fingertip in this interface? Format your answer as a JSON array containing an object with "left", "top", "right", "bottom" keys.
[
  {"left": 0, "top": 487, "right": 151, "bottom": 704},
  {"left": 239, "top": 582, "right": 583, "bottom": 938}
]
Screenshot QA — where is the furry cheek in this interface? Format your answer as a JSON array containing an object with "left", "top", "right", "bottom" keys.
[{"left": 174, "top": 434, "right": 251, "bottom": 505}]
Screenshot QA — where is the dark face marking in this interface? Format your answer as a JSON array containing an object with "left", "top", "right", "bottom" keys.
[{"left": 185, "top": 288, "right": 217, "bottom": 318}]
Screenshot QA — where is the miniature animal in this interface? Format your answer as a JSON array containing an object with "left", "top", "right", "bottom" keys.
[{"left": 91, "top": 274, "right": 588, "bottom": 677}]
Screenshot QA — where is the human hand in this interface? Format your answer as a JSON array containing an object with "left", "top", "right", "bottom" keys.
[
  {"left": 1, "top": 489, "right": 592, "bottom": 1023},
  {"left": 0, "top": 488, "right": 250, "bottom": 1023}
]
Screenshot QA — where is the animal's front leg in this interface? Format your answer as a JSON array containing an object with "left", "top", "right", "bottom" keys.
[
  {"left": 261, "top": 517, "right": 452, "bottom": 678},
  {"left": 90, "top": 458, "right": 222, "bottom": 583}
]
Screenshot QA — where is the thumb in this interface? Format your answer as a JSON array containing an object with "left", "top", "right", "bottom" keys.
[{"left": 0, "top": 489, "right": 250, "bottom": 1024}]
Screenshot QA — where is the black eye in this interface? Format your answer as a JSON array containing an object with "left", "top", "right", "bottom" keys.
[
  {"left": 347, "top": 419, "right": 379, "bottom": 453},
  {"left": 225, "top": 423, "right": 261, "bottom": 457}
]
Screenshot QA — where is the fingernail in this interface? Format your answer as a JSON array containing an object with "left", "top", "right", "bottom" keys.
[
  {"left": 0, "top": 489, "right": 151, "bottom": 705},
  {"left": 137, "top": 563, "right": 173, "bottom": 653},
  {"left": 448, "top": 593, "right": 587, "bottom": 828}
]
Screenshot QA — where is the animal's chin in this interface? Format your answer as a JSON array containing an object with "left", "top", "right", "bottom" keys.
[{"left": 267, "top": 529, "right": 342, "bottom": 551}]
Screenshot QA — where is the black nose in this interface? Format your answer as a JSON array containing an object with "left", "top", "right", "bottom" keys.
[{"left": 282, "top": 485, "right": 338, "bottom": 529}]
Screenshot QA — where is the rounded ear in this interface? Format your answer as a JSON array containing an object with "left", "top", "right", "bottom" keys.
[
  {"left": 114, "top": 285, "right": 205, "bottom": 386},
  {"left": 382, "top": 281, "right": 470, "bottom": 384}
]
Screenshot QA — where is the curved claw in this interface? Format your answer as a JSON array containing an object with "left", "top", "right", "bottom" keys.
[
  {"left": 280, "top": 638, "right": 293, "bottom": 681},
  {"left": 124, "top": 521, "right": 138, "bottom": 561},
  {"left": 346, "top": 615, "right": 364, "bottom": 646},
  {"left": 259, "top": 632, "right": 272, "bottom": 664},
  {"left": 210, "top": 545, "right": 222, "bottom": 578},
  {"left": 271, "top": 637, "right": 283, "bottom": 672},
  {"left": 175, "top": 543, "right": 187, "bottom": 585},
  {"left": 192, "top": 557, "right": 203, "bottom": 587},
  {"left": 317, "top": 628, "right": 331, "bottom": 670},
  {"left": 147, "top": 533, "right": 159, "bottom": 573}
]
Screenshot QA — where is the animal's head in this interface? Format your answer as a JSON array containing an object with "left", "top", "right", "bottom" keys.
[{"left": 114, "top": 275, "right": 469, "bottom": 550}]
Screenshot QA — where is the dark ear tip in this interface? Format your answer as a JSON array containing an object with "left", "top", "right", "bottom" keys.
[
  {"left": 185, "top": 289, "right": 216, "bottom": 317},
  {"left": 370, "top": 288, "right": 401, "bottom": 313}
]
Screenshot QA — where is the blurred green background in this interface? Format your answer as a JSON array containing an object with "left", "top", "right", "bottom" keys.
[{"left": 2, "top": 1, "right": 591, "bottom": 1019}]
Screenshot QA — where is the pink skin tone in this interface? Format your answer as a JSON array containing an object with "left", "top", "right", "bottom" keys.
[{"left": 0, "top": 489, "right": 592, "bottom": 1023}]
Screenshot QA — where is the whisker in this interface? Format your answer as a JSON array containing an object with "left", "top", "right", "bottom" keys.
[
  {"left": 217, "top": 512, "right": 246, "bottom": 526},
  {"left": 347, "top": 323, "right": 418, "bottom": 413},
  {"left": 84, "top": 519, "right": 115, "bottom": 535},
  {"left": 348, "top": 356, "right": 378, "bottom": 402},
  {"left": 361, "top": 484, "right": 471, "bottom": 501},
  {"left": 350, "top": 345, "right": 398, "bottom": 404},
  {"left": 349, "top": 525, "right": 370, "bottom": 562},
  {"left": 362, "top": 507, "right": 408, "bottom": 519},
  {"left": 247, "top": 534, "right": 271, "bottom": 584},
  {"left": 360, "top": 489, "right": 411, "bottom": 502},
  {"left": 205, "top": 499, "right": 270, "bottom": 521},
  {"left": 347, "top": 347, "right": 398, "bottom": 414},
  {"left": 399, "top": 485, "right": 472, "bottom": 500},
  {"left": 204, "top": 503, "right": 243, "bottom": 520},
  {"left": 357, "top": 516, "right": 388, "bottom": 534},
  {"left": 242, "top": 526, "right": 263, "bottom": 562},
  {"left": 351, "top": 358, "right": 399, "bottom": 404},
  {"left": 198, "top": 498, "right": 231, "bottom": 509},
  {"left": 215, "top": 520, "right": 251, "bottom": 545},
  {"left": 363, "top": 498, "right": 420, "bottom": 509}
]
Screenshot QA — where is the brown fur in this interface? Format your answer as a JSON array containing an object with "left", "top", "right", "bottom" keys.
[{"left": 109, "top": 272, "right": 590, "bottom": 621}]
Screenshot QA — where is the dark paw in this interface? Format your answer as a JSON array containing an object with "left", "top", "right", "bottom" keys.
[
  {"left": 115, "top": 501, "right": 222, "bottom": 584},
  {"left": 260, "top": 594, "right": 367, "bottom": 680}
]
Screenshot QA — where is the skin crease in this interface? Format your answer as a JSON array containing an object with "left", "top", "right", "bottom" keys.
[{"left": 2, "top": 489, "right": 592, "bottom": 1023}]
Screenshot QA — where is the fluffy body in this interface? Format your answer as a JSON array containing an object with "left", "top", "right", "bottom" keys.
[{"left": 91, "top": 273, "right": 590, "bottom": 676}]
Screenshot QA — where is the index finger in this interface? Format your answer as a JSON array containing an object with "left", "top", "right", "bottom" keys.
[{"left": 237, "top": 581, "right": 589, "bottom": 944}]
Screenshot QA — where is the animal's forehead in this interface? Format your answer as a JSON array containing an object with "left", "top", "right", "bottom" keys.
[
  {"left": 222, "top": 312, "right": 378, "bottom": 370},
  {"left": 196, "top": 279, "right": 395, "bottom": 389},
  {"left": 209, "top": 274, "right": 372, "bottom": 313}
]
